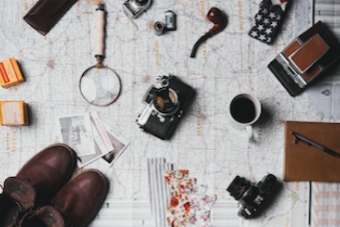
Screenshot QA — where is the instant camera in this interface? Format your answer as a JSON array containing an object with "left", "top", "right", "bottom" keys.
[
  {"left": 268, "top": 21, "right": 340, "bottom": 97},
  {"left": 136, "top": 75, "right": 195, "bottom": 140},
  {"left": 227, "top": 174, "right": 277, "bottom": 219},
  {"left": 122, "top": 0, "right": 151, "bottom": 19}
]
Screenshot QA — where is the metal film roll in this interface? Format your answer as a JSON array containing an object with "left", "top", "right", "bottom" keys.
[
  {"left": 154, "top": 21, "right": 165, "bottom": 36},
  {"left": 165, "top": 10, "right": 176, "bottom": 31}
]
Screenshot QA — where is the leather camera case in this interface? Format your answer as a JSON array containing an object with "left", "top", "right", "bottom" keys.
[{"left": 23, "top": 0, "right": 78, "bottom": 36}]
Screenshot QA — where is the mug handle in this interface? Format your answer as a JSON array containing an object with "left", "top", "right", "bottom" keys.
[{"left": 245, "top": 125, "right": 254, "bottom": 142}]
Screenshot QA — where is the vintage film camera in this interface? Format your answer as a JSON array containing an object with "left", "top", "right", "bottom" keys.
[
  {"left": 227, "top": 174, "right": 277, "bottom": 219},
  {"left": 268, "top": 21, "right": 340, "bottom": 97},
  {"left": 136, "top": 75, "right": 195, "bottom": 140},
  {"left": 123, "top": 0, "right": 152, "bottom": 19}
]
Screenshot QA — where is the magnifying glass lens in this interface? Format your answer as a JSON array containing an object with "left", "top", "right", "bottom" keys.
[{"left": 80, "top": 66, "right": 121, "bottom": 106}]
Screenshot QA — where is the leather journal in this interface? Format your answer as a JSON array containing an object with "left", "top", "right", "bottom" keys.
[
  {"left": 284, "top": 121, "right": 340, "bottom": 182},
  {"left": 23, "top": 0, "right": 78, "bottom": 36}
]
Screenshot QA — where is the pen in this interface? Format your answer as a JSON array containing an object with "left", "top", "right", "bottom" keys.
[{"left": 291, "top": 131, "right": 340, "bottom": 158}]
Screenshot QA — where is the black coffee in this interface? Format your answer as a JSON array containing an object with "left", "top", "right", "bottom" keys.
[{"left": 230, "top": 98, "right": 256, "bottom": 123}]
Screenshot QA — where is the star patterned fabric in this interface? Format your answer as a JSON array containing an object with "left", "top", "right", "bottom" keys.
[{"left": 248, "top": 0, "right": 290, "bottom": 44}]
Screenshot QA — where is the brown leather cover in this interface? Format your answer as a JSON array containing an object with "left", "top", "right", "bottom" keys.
[
  {"left": 298, "top": 21, "right": 340, "bottom": 70},
  {"left": 290, "top": 35, "right": 329, "bottom": 73},
  {"left": 23, "top": 0, "right": 78, "bottom": 36},
  {"left": 284, "top": 121, "right": 340, "bottom": 182}
]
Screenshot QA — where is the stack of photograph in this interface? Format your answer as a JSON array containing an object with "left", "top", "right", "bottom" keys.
[{"left": 56, "top": 112, "right": 130, "bottom": 167}]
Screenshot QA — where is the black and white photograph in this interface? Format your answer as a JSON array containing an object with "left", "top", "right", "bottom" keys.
[
  {"left": 102, "top": 121, "right": 130, "bottom": 165},
  {"left": 77, "top": 123, "right": 112, "bottom": 168},
  {"left": 57, "top": 113, "right": 95, "bottom": 156}
]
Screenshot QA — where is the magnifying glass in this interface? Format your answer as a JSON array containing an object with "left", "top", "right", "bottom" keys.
[{"left": 79, "top": 3, "right": 121, "bottom": 106}]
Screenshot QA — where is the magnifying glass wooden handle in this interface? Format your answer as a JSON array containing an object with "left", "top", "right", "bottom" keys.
[
  {"left": 95, "top": 4, "right": 105, "bottom": 57},
  {"left": 79, "top": 3, "right": 122, "bottom": 106}
]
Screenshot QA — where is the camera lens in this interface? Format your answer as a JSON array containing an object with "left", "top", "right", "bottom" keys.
[
  {"left": 153, "top": 88, "right": 179, "bottom": 116},
  {"left": 155, "top": 89, "right": 175, "bottom": 109},
  {"left": 227, "top": 176, "right": 250, "bottom": 201}
]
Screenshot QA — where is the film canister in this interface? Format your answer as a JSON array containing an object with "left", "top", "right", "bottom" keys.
[
  {"left": 165, "top": 10, "right": 176, "bottom": 31},
  {"left": 154, "top": 21, "right": 165, "bottom": 36}
]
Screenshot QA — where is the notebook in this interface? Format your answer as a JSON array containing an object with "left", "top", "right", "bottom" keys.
[{"left": 284, "top": 121, "right": 340, "bottom": 182}]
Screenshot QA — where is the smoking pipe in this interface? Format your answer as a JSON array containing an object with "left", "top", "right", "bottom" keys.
[{"left": 190, "top": 7, "right": 227, "bottom": 58}]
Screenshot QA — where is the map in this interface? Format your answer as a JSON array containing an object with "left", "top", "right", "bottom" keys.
[
  {"left": 0, "top": 0, "right": 327, "bottom": 226},
  {"left": 306, "top": 0, "right": 340, "bottom": 122}
]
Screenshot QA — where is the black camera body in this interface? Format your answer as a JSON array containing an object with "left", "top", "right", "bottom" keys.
[
  {"left": 136, "top": 75, "right": 195, "bottom": 140},
  {"left": 227, "top": 174, "right": 276, "bottom": 219}
]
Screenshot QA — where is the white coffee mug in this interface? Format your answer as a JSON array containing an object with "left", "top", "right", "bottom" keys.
[{"left": 228, "top": 93, "right": 261, "bottom": 142}]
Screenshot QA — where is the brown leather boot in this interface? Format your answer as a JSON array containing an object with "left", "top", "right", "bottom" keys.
[
  {"left": 0, "top": 143, "right": 77, "bottom": 227},
  {"left": 0, "top": 179, "right": 35, "bottom": 227},
  {"left": 17, "top": 170, "right": 109, "bottom": 227},
  {"left": 16, "top": 206, "right": 64, "bottom": 227}
]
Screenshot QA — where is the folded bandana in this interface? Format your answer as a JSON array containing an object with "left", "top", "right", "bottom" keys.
[
  {"left": 249, "top": 0, "right": 290, "bottom": 44},
  {"left": 165, "top": 170, "right": 197, "bottom": 227},
  {"left": 187, "top": 184, "right": 216, "bottom": 227}
]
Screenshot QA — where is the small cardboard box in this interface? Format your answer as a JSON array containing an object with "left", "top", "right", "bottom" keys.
[
  {"left": 0, "top": 58, "right": 25, "bottom": 88},
  {"left": 0, "top": 101, "right": 29, "bottom": 126}
]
